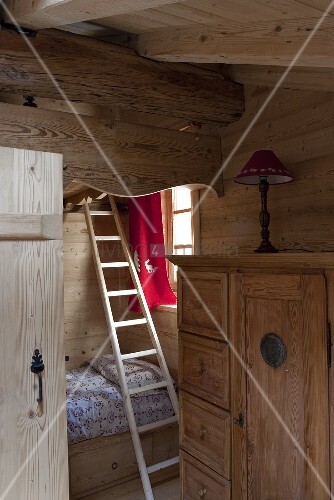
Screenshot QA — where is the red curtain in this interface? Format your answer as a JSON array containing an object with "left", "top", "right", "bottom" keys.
[{"left": 128, "top": 192, "right": 177, "bottom": 312}]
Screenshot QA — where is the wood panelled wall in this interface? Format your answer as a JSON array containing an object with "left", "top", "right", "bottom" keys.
[
  {"left": 63, "top": 208, "right": 178, "bottom": 379},
  {"left": 64, "top": 210, "right": 127, "bottom": 369},
  {"left": 63, "top": 84, "right": 334, "bottom": 375},
  {"left": 200, "top": 85, "right": 334, "bottom": 254}
]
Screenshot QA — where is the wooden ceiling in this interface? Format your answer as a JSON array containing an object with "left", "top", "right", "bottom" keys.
[
  {"left": 5, "top": 0, "right": 332, "bottom": 33},
  {"left": 3, "top": 0, "right": 334, "bottom": 196},
  {"left": 94, "top": 0, "right": 332, "bottom": 34},
  {"left": 5, "top": 0, "right": 334, "bottom": 83}
]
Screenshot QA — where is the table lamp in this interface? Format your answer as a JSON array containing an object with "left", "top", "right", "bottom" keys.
[{"left": 235, "top": 150, "right": 293, "bottom": 253}]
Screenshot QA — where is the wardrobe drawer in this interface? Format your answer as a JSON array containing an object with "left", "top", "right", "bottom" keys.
[
  {"left": 180, "top": 392, "right": 230, "bottom": 478},
  {"left": 181, "top": 451, "right": 231, "bottom": 500},
  {"left": 179, "top": 331, "right": 230, "bottom": 409},
  {"left": 178, "top": 271, "right": 228, "bottom": 340}
]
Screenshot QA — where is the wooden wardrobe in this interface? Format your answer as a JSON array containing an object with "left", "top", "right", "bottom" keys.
[{"left": 169, "top": 255, "right": 334, "bottom": 500}]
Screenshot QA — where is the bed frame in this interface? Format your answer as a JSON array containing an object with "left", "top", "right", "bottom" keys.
[{"left": 68, "top": 421, "right": 179, "bottom": 499}]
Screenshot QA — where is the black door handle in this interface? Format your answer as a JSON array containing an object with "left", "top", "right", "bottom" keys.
[{"left": 31, "top": 349, "right": 44, "bottom": 403}]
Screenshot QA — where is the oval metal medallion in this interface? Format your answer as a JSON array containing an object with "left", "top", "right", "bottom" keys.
[{"left": 260, "top": 333, "right": 287, "bottom": 368}]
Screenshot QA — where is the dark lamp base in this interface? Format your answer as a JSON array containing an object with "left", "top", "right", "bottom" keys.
[{"left": 254, "top": 243, "right": 278, "bottom": 253}]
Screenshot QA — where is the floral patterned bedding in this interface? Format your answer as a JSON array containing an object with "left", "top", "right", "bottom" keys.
[{"left": 66, "top": 355, "right": 176, "bottom": 445}]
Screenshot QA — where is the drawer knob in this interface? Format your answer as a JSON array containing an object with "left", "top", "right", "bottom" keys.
[
  {"left": 198, "top": 426, "right": 207, "bottom": 438},
  {"left": 199, "top": 488, "right": 207, "bottom": 497}
]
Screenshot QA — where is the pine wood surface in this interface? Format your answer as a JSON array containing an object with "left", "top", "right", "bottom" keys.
[
  {"left": 69, "top": 424, "right": 179, "bottom": 498},
  {"left": 0, "top": 102, "right": 223, "bottom": 197},
  {"left": 97, "top": 0, "right": 330, "bottom": 33},
  {"left": 180, "top": 391, "right": 231, "bottom": 478},
  {"left": 5, "top": 0, "right": 187, "bottom": 28},
  {"left": 226, "top": 65, "right": 334, "bottom": 93},
  {"left": 178, "top": 271, "right": 228, "bottom": 339},
  {"left": 64, "top": 210, "right": 178, "bottom": 378},
  {"left": 231, "top": 273, "right": 329, "bottom": 499},
  {"left": 0, "top": 241, "right": 69, "bottom": 500},
  {"left": 177, "top": 259, "right": 333, "bottom": 498},
  {"left": 0, "top": 146, "right": 63, "bottom": 214},
  {"left": 195, "top": 85, "right": 334, "bottom": 255},
  {"left": 168, "top": 253, "right": 334, "bottom": 271},
  {"left": 78, "top": 474, "right": 179, "bottom": 500},
  {"left": 0, "top": 213, "right": 62, "bottom": 240},
  {"left": 0, "top": 91, "right": 219, "bottom": 138},
  {"left": 180, "top": 451, "right": 231, "bottom": 500},
  {"left": 229, "top": 274, "right": 247, "bottom": 500},
  {"left": 64, "top": 211, "right": 123, "bottom": 369},
  {"left": 179, "top": 332, "right": 230, "bottom": 409},
  {"left": 0, "top": 29, "right": 243, "bottom": 127},
  {"left": 0, "top": 147, "right": 68, "bottom": 499},
  {"left": 7, "top": 0, "right": 331, "bottom": 35},
  {"left": 137, "top": 16, "right": 334, "bottom": 66}
]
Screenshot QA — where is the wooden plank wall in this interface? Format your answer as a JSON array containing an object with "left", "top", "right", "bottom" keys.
[
  {"left": 64, "top": 210, "right": 128, "bottom": 369},
  {"left": 63, "top": 208, "right": 178, "bottom": 379},
  {"left": 62, "top": 84, "right": 334, "bottom": 377},
  {"left": 200, "top": 85, "right": 334, "bottom": 254}
]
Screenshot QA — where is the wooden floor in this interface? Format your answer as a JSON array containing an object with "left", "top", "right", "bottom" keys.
[{"left": 78, "top": 476, "right": 179, "bottom": 499}]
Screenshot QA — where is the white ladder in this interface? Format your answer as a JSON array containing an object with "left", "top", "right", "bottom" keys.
[{"left": 83, "top": 195, "right": 179, "bottom": 500}]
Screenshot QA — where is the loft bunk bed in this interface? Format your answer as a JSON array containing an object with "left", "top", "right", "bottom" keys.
[
  {"left": 65, "top": 195, "right": 179, "bottom": 499},
  {"left": 66, "top": 355, "right": 178, "bottom": 498}
]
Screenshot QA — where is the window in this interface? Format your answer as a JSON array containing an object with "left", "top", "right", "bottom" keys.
[{"left": 162, "top": 187, "right": 200, "bottom": 291}]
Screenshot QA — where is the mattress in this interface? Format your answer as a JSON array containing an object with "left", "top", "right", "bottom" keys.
[{"left": 66, "top": 355, "right": 176, "bottom": 445}]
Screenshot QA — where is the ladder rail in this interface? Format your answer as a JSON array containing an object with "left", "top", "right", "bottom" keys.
[
  {"left": 108, "top": 195, "right": 179, "bottom": 418},
  {"left": 83, "top": 202, "right": 154, "bottom": 500}
]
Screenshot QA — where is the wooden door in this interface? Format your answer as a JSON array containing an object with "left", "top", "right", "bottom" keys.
[
  {"left": 231, "top": 273, "right": 330, "bottom": 500},
  {"left": 0, "top": 147, "right": 69, "bottom": 499}
]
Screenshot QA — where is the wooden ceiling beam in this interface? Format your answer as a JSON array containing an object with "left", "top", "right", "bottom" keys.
[
  {"left": 137, "top": 17, "right": 334, "bottom": 67},
  {"left": 0, "top": 28, "right": 243, "bottom": 127},
  {"left": 0, "top": 102, "right": 223, "bottom": 197},
  {"left": 4, "top": 0, "right": 187, "bottom": 29},
  {"left": 0, "top": 91, "right": 214, "bottom": 134},
  {"left": 223, "top": 64, "right": 334, "bottom": 93}
]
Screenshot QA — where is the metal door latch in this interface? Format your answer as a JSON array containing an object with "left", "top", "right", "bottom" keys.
[
  {"left": 31, "top": 349, "right": 45, "bottom": 403},
  {"left": 233, "top": 412, "right": 244, "bottom": 428}
]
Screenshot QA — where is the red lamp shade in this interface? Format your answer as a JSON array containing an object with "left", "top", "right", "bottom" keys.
[{"left": 235, "top": 150, "right": 293, "bottom": 185}]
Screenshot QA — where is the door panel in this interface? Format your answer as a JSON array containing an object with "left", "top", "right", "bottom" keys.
[
  {"left": 231, "top": 273, "right": 329, "bottom": 500},
  {"left": 0, "top": 147, "right": 68, "bottom": 499}
]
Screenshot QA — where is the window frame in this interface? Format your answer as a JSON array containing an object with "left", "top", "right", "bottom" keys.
[{"left": 161, "top": 188, "right": 200, "bottom": 291}]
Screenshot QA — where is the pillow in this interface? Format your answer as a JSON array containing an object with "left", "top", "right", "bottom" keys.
[{"left": 89, "top": 354, "right": 165, "bottom": 390}]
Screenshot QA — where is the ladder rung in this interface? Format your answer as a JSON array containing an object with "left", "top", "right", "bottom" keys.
[
  {"left": 95, "top": 236, "right": 121, "bottom": 241},
  {"left": 147, "top": 456, "right": 180, "bottom": 475},
  {"left": 101, "top": 262, "right": 129, "bottom": 268},
  {"left": 107, "top": 289, "right": 137, "bottom": 297},
  {"left": 90, "top": 211, "right": 114, "bottom": 215},
  {"left": 128, "top": 381, "right": 167, "bottom": 395},
  {"left": 121, "top": 349, "right": 157, "bottom": 361},
  {"left": 138, "top": 415, "right": 178, "bottom": 434},
  {"left": 115, "top": 318, "right": 147, "bottom": 328}
]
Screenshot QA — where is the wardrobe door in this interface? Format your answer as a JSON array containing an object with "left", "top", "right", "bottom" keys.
[
  {"left": 0, "top": 147, "right": 69, "bottom": 500},
  {"left": 231, "top": 273, "right": 329, "bottom": 500}
]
